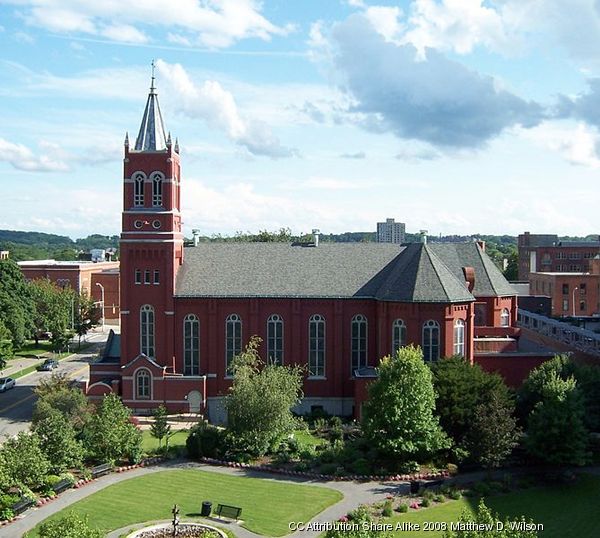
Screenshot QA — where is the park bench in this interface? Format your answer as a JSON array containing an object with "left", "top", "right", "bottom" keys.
[
  {"left": 215, "top": 503, "right": 242, "bottom": 520},
  {"left": 11, "top": 497, "right": 35, "bottom": 516},
  {"left": 90, "top": 463, "right": 113, "bottom": 478},
  {"left": 52, "top": 478, "right": 74, "bottom": 494},
  {"left": 410, "top": 478, "right": 444, "bottom": 494}
]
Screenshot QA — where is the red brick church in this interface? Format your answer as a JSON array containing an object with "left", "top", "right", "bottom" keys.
[{"left": 87, "top": 79, "right": 520, "bottom": 422}]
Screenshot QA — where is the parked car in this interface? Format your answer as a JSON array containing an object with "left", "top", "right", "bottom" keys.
[
  {"left": 0, "top": 377, "right": 16, "bottom": 392},
  {"left": 37, "top": 359, "right": 59, "bottom": 372}
]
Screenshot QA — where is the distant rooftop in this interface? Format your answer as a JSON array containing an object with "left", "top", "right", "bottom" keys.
[{"left": 18, "top": 260, "right": 118, "bottom": 267}]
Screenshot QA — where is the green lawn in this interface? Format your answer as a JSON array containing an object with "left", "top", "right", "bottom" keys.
[
  {"left": 293, "top": 429, "right": 326, "bottom": 449},
  {"left": 12, "top": 340, "right": 54, "bottom": 359},
  {"left": 388, "top": 474, "right": 600, "bottom": 537},
  {"left": 140, "top": 429, "right": 188, "bottom": 453},
  {"left": 28, "top": 469, "right": 343, "bottom": 537}
]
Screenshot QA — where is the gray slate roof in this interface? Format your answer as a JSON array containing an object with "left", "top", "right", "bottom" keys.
[
  {"left": 175, "top": 241, "right": 515, "bottom": 303},
  {"left": 134, "top": 85, "right": 167, "bottom": 151}
]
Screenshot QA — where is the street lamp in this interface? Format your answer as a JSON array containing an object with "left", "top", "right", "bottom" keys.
[
  {"left": 96, "top": 282, "right": 105, "bottom": 333},
  {"left": 572, "top": 286, "right": 579, "bottom": 317}
]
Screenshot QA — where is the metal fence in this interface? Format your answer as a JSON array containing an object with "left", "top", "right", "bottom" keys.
[{"left": 517, "top": 309, "right": 600, "bottom": 357}]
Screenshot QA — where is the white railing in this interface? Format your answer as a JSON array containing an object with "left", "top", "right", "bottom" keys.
[{"left": 517, "top": 309, "right": 600, "bottom": 356}]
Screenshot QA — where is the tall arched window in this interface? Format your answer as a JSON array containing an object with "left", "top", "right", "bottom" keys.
[
  {"left": 453, "top": 319, "right": 465, "bottom": 357},
  {"left": 267, "top": 314, "right": 284, "bottom": 365},
  {"left": 225, "top": 314, "right": 242, "bottom": 375},
  {"left": 151, "top": 172, "right": 163, "bottom": 206},
  {"left": 500, "top": 308, "right": 510, "bottom": 327},
  {"left": 308, "top": 314, "right": 325, "bottom": 377},
  {"left": 183, "top": 314, "right": 200, "bottom": 376},
  {"left": 140, "top": 305, "right": 155, "bottom": 358},
  {"left": 351, "top": 314, "right": 367, "bottom": 373},
  {"left": 136, "top": 369, "right": 151, "bottom": 400},
  {"left": 133, "top": 172, "right": 145, "bottom": 206},
  {"left": 422, "top": 320, "right": 440, "bottom": 362},
  {"left": 392, "top": 319, "right": 406, "bottom": 356}
]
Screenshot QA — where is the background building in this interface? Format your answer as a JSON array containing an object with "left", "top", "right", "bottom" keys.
[{"left": 376, "top": 218, "right": 405, "bottom": 244}]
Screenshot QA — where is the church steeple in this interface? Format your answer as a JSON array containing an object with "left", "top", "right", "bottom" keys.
[{"left": 134, "top": 61, "right": 168, "bottom": 152}]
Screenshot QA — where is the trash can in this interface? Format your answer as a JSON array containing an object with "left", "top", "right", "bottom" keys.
[
  {"left": 410, "top": 480, "right": 420, "bottom": 494},
  {"left": 201, "top": 501, "right": 212, "bottom": 517}
]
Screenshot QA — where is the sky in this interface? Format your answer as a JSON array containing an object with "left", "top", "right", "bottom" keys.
[{"left": 1, "top": 0, "right": 600, "bottom": 239}]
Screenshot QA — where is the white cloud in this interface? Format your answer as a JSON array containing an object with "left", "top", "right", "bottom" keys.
[
  {"left": 10, "top": 0, "right": 289, "bottom": 48},
  {"left": 156, "top": 60, "right": 298, "bottom": 158},
  {"left": 0, "top": 138, "right": 69, "bottom": 172},
  {"left": 364, "top": 6, "right": 404, "bottom": 42},
  {"left": 522, "top": 122, "right": 600, "bottom": 168}
]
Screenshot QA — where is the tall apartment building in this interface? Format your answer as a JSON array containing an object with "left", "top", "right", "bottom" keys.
[{"left": 377, "top": 218, "right": 405, "bottom": 244}]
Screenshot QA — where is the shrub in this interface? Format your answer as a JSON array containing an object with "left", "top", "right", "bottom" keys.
[
  {"left": 38, "top": 512, "right": 102, "bottom": 538},
  {"left": 320, "top": 463, "right": 338, "bottom": 475},
  {"left": 0, "top": 508, "right": 14, "bottom": 521},
  {"left": 421, "top": 498, "right": 431, "bottom": 507},
  {"left": 382, "top": 500, "right": 393, "bottom": 517},
  {"left": 352, "top": 458, "right": 371, "bottom": 475},
  {"left": 434, "top": 494, "right": 445, "bottom": 503},
  {"left": 186, "top": 421, "right": 226, "bottom": 459},
  {"left": 397, "top": 503, "right": 408, "bottom": 513},
  {"left": 448, "top": 489, "right": 462, "bottom": 500}
]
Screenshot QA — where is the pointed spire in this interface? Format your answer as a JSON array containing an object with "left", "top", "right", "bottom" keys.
[
  {"left": 124, "top": 132, "right": 129, "bottom": 147},
  {"left": 174, "top": 137, "right": 179, "bottom": 153},
  {"left": 167, "top": 131, "right": 172, "bottom": 146},
  {"left": 134, "top": 61, "right": 167, "bottom": 152}
]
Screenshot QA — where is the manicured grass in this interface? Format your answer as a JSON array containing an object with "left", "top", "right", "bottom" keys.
[
  {"left": 28, "top": 469, "right": 343, "bottom": 537},
  {"left": 140, "top": 429, "right": 188, "bottom": 453},
  {"left": 387, "top": 474, "right": 600, "bottom": 537}
]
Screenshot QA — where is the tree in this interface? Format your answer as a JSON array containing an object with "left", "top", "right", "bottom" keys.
[
  {"left": 225, "top": 336, "right": 303, "bottom": 456},
  {"left": 33, "top": 373, "right": 91, "bottom": 431},
  {"left": 362, "top": 346, "right": 449, "bottom": 465},
  {"left": 444, "top": 499, "right": 539, "bottom": 538},
  {"left": 0, "top": 258, "right": 33, "bottom": 348},
  {"left": 38, "top": 512, "right": 102, "bottom": 538},
  {"left": 32, "top": 408, "right": 84, "bottom": 473},
  {"left": 29, "top": 278, "right": 71, "bottom": 346},
  {"left": 0, "top": 431, "right": 50, "bottom": 489},
  {"left": 73, "top": 292, "right": 101, "bottom": 347},
  {"left": 467, "top": 389, "right": 521, "bottom": 473},
  {"left": 0, "top": 319, "right": 13, "bottom": 370},
  {"left": 150, "top": 404, "right": 171, "bottom": 449},
  {"left": 432, "top": 356, "right": 511, "bottom": 459},
  {"left": 525, "top": 372, "right": 589, "bottom": 466},
  {"left": 83, "top": 394, "right": 142, "bottom": 463}
]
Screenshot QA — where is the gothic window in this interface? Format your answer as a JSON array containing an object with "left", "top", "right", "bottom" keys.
[
  {"left": 133, "top": 172, "right": 145, "bottom": 206},
  {"left": 151, "top": 172, "right": 163, "bottom": 207},
  {"left": 422, "top": 320, "right": 440, "bottom": 362},
  {"left": 453, "top": 319, "right": 465, "bottom": 357},
  {"left": 351, "top": 314, "right": 367, "bottom": 373},
  {"left": 144, "top": 270, "right": 151, "bottom": 284},
  {"left": 308, "top": 314, "right": 325, "bottom": 377},
  {"left": 140, "top": 305, "right": 155, "bottom": 358},
  {"left": 153, "top": 270, "right": 160, "bottom": 285},
  {"left": 183, "top": 314, "right": 200, "bottom": 376},
  {"left": 500, "top": 308, "right": 510, "bottom": 327},
  {"left": 225, "top": 314, "right": 242, "bottom": 375},
  {"left": 135, "top": 269, "right": 141, "bottom": 284},
  {"left": 392, "top": 319, "right": 406, "bottom": 356},
  {"left": 135, "top": 369, "right": 151, "bottom": 400},
  {"left": 267, "top": 314, "right": 284, "bottom": 365}
]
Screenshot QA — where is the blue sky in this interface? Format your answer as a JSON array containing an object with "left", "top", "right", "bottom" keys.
[{"left": 1, "top": 0, "right": 600, "bottom": 239}]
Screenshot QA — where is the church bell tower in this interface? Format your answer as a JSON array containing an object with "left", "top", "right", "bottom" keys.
[{"left": 119, "top": 64, "right": 183, "bottom": 373}]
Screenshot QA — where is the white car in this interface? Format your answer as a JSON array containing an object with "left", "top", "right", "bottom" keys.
[{"left": 0, "top": 377, "right": 16, "bottom": 392}]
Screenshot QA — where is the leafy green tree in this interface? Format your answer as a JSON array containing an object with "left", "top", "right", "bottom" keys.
[
  {"left": 444, "top": 499, "right": 539, "bottom": 538},
  {"left": 73, "top": 292, "right": 101, "bottom": 347},
  {"left": 0, "top": 258, "right": 33, "bottom": 348},
  {"left": 0, "top": 431, "right": 50, "bottom": 489},
  {"left": 468, "top": 389, "right": 521, "bottom": 473},
  {"left": 362, "top": 346, "right": 449, "bottom": 464},
  {"left": 38, "top": 512, "right": 102, "bottom": 538},
  {"left": 32, "top": 408, "right": 84, "bottom": 473},
  {"left": 33, "top": 374, "right": 91, "bottom": 431},
  {"left": 0, "top": 319, "right": 13, "bottom": 370},
  {"left": 226, "top": 336, "right": 303, "bottom": 456},
  {"left": 150, "top": 404, "right": 171, "bottom": 449},
  {"left": 432, "top": 356, "right": 511, "bottom": 459},
  {"left": 83, "top": 394, "right": 142, "bottom": 463},
  {"left": 525, "top": 372, "right": 589, "bottom": 466}
]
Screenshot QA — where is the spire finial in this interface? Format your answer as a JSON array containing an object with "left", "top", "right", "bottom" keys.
[
  {"left": 124, "top": 132, "right": 129, "bottom": 146},
  {"left": 150, "top": 59, "right": 156, "bottom": 94},
  {"left": 174, "top": 137, "right": 179, "bottom": 153}
]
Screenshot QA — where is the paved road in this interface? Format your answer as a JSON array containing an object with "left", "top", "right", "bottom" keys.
[{"left": 0, "top": 332, "right": 108, "bottom": 439}]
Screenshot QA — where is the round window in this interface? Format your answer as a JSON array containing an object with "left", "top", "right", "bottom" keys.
[
  {"left": 134, "top": 220, "right": 143, "bottom": 229},
  {"left": 152, "top": 220, "right": 161, "bottom": 229}
]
